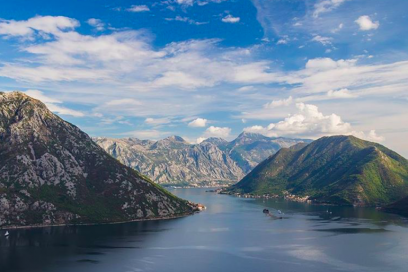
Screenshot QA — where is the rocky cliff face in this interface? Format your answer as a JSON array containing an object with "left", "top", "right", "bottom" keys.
[
  {"left": 95, "top": 136, "right": 245, "bottom": 186},
  {"left": 95, "top": 133, "right": 309, "bottom": 186},
  {"left": 0, "top": 92, "right": 195, "bottom": 228}
]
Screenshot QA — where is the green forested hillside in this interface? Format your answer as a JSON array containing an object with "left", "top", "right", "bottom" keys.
[{"left": 226, "top": 136, "right": 408, "bottom": 206}]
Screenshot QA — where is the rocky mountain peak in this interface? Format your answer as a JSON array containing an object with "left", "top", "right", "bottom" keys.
[
  {"left": 163, "top": 135, "right": 188, "bottom": 143},
  {"left": 0, "top": 92, "right": 195, "bottom": 228},
  {"left": 201, "top": 137, "right": 228, "bottom": 146}
]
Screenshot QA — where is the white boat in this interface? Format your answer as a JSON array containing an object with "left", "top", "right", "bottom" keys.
[{"left": 4, "top": 231, "right": 9, "bottom": 237}]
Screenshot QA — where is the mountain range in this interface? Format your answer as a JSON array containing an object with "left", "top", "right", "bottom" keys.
[
  {"left": 0, "top": 92, "right": 196, "bottom": 228},
  {"left": 225, "top": 135, "right": 408, "bottom": 207},
  {"left": 94, "top": 133, "right": 310, "bottom": 186}
]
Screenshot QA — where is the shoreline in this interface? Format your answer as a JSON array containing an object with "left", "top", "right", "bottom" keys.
[
  {"left": 219, "top": 191, "right": 389, "bottom": 208},
  {"left": 0, "top": 209, "right": 204, "bottom": 231}
]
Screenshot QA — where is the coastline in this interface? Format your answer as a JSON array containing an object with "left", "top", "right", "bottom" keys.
[
  {"left": 219, "top": 191, "right": 312, "bottom": 204},
  {"left": 0, "top": 211, "right": 196, "bottom": 231},
  {"left": 219, "top": 191, "right": 392, "bottom": 209},
  {"left": 0, "top": 203, "right": 206, "bottom": 231}
]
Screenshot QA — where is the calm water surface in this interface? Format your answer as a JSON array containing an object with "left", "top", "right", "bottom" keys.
[{"left": 1, "top": 188, "right": 408, "bottom": 272}]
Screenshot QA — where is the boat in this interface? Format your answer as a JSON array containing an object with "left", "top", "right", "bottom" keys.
[
  {"left": 263, "top": 209, "right": 269, "bottom": 214},
  {"left": 4, "top": 231, "right": 9, "bottom": 237}
]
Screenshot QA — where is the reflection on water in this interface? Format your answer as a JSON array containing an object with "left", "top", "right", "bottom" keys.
[{"left": 1, "top": 188, "right": 408, "bottom": 272}]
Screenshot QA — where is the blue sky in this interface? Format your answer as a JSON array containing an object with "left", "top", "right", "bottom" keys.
[{"left": 0, "top": 0, "right": 407, "bottom": 156}]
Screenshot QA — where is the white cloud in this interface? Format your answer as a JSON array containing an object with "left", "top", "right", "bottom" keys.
[
  {"left": 244, "top": 125, "right": 277, "bottom": 137},
  {"left": 311, "top": 35, "right": 333, "bottom": 46},
  {"left": 277, "top": 39, "right": 288, "bottom": 45},
  {"left": 304, "top": 58, "right": 356, "bottom": 71},
  {"left": 87, "top": 18, "right": 105, "bottom": 31},
  {"left": 24, "top": 90, "right": 84, "bottom": 117},
  {"left": 296, "top": 89, "right": 358, "bottom": 103},
  {"left": 222, "top": 15, "right": 240, "bottom": 24},
  {"left": 244, "top": 103, "right": 383, "bottom": 142},
  {"left": 188, "top": 118, "right": 208, "bottom": 127},
  {"left": 327, "top": 88, "right": 357, "bottom": 98},
  {"left": 331, "top": 23, "right": 344, "bottom": 33},
  {"left": 165, "top": 16, "right": 208, "bottom": 25},
  {"left": 313, "top": 0, "right": 349, "bottom": 18},
  {"left": 4, "top": 16, "right": 400, "bottom": 100},
  {"left": 0, "top": 16, "right": 407, "bottom": 153},
  {"left": 196, "top": 137, "right": 207, "bottom": 144},
  {"left": 271, "top": 103, "right": 352, "bottom": 136},
  {"left": 0, "top": 16, "right": 79, "bottom": 38},
  {"left": 176, "top": 0, "right": 194, "bottom": 5},
  {"left": 127, "top": 5, "right": 150, "bottom": 12},
  {"left": 355, "top": 16, "right": 379, "bottom": 31},
  {"left": 105, "top": 99, "right": 142, "bottom": 107},
  {"left": 96, "top": 99, "right": 143, "bottom": 116},
  {"left": 352, "top": 130, "right": 385, "bottom": 142},
  {"left": 264, "top": 96, "right": 293, "bottom": 108},
  {"left": 203, "top": 126, "right": 231, "bottom": 138},
  {"left": 276, "top": 36, "right": 290, "bottom": 45},
  {"left": 24, "top": 89, "right": 61, "bottom": 104},
  {"left": 145, "top": 117, "right": 172, "bottom": 125},
  {"left": 124, "top": 129, "right": 168, "bottom": 140},
  {"left": 237, "top": 86, "right": 255, "bottom": 92},
  {"left": 174, "top": 0, "right": 225, "bottom": 7},
  {"left": 296, "top": 58, "right": 408, "bottom": 95}
]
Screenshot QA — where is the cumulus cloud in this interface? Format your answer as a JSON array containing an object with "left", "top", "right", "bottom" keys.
[
  {"left": 352, "top": 130, "right": 384, "bottom": 142},
  {"left": 270, "top": 103, "right": 352, "bottom": 136},
  {"left": 355, "top": 16, "right": 379, "bottom": 31},
  {"left": 244, "top": 103, "right": 384, "bottom": 142},
  {"left": 127, "top": 5, "right": 150, "bottom": 12},
  {"left": 222, "top": 15, "right": 240, "bottom": 23},
  {"left": 196, "top": 137, "right": 207, "bottom": 144},
  {"left": 244, "top": 125, "right": 277, "bottom": 137},
  {"left": 188, "top": 118, "right": 208, "bottom": 127},
  {"left": 24, "top": 90, "right": 84, "bottom": 117},
  {"left": 203, "top": 126, "right": 231, "bottom": 138},
  {"left": 87, "top": 18, "right": 105, "bottom": 31},
  {"left": 264, "top": 96, "right": 293, "bottom": 108},
  {"left": 313, "top": 0, "right": 349, "bottom": 18}
]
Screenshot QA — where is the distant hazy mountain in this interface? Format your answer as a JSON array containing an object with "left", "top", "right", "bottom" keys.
[
  {"left": 95, "top": 132, "right": 309, "bottom": 186},
  {"left": 0, "top": 92, "right": 195, "bottom": 228},
  {"left": 226, "top": 135, "right": 408, "bottom": 206},
  {"left": 222, "top": 132, "right": 311, "bottom": 173}
]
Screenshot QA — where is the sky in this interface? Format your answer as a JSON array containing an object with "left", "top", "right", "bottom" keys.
[{"left": 0, "top": 0, "right": 407, "bottom": 157}]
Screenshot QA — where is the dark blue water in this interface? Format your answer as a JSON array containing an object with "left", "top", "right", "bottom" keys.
[{"left": 1, "top": 188, "right": 408, "bottom": 272}]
